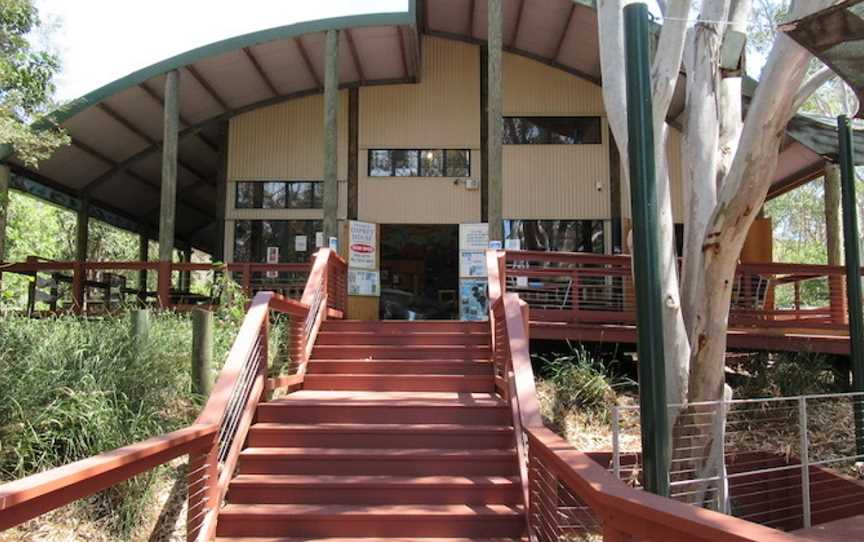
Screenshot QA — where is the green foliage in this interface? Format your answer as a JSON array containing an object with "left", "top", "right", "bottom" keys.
[
  {"left": 734, "top": 351, "right": 842, "bottom": 398},
  {"left": 0, "top": 310, "right": 242, "bottom": 535},
  {"left": 0, "top": 0, "right": 68, "bottom": 166},
  {"left": 534, "top": 344, "right": 632, "bottom": 422}
]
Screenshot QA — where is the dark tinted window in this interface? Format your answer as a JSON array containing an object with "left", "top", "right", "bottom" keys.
[
  {"left": 235, "top": 181, "right": 322, "bottom": 209},
  {"left": 503, "top": 117, "right": 602, "bottom": 144},
  {"left": 234, "top": 220, "right": 323, "bottom": 263},
  {"left": 504, "top": 220, "right": 605, "bottom": 253},
  {"left": 368, "top": 149, "right": 471, "bottom": 177}
]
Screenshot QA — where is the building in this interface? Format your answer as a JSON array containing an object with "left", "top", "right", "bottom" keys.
[{"left": 0, "top": 0, "right": 857, "bottom": 320}]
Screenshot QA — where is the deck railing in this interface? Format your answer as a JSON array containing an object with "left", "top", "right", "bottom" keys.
[
  {"left": 502, "top": 250, "right": 860, "bottom": 331},
  {"left": 486, "top": 249, "right": 815, "bottom": 541},
  {"left": 0, "top": 248, "right": 344, "bottom": 540},
  {"left": 0, "top": 257, "right": 311, "bottom": 315}
]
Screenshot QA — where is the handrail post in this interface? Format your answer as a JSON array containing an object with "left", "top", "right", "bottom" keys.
[
  {"left": 72, "top": 260, "right": 85, "bottom": 315},
  {"left": 798, "top": 396, "right": 811, "bottom": 529}
]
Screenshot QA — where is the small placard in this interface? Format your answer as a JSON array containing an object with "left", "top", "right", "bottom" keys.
[
  {"left": 266, "top": 246, "right": 279, "bottom": 278},
  {"left": 295, "top": 235, "right": 308, "bottom": 253},
  {"left": 348, "top": 270, "right": 380, "bottom": 297}
]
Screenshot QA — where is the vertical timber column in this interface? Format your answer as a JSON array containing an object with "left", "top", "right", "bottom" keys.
[
  {"left": 323, "top": 29, "right": 340, "bottom": 242},
  {"left": 487, "top": 0, "right": 503, "bottom": 241},
  {"left": 838, "top": 115, "right": 864, "bottom": 455},
  {"left": 825, "top": 163, "right": 847, "bottom": 323},
  {"left": 159, "top": 70, "right": 180, "bottom": 307},
  {"left": 0, "top": 163, "right": 9, "bottom": 290},
  {"left": 624, "top": 3, "right": 669, "bottom": 497},
  {"left": 76, "top": 193, "right": 90, "bottom": 263},
  {"left": 138, "top": 233, "right": 149, "bottom": 302}
]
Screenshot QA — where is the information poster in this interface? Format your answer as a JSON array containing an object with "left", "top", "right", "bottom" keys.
[
  {"left": 266, "top": 246, "right": 279, "bottom": 278},
  {"left": 348, "top": 270, "right": 381, "bottom": 297},
  {"left": 294, "top": 235, "right": 308, "bottom": 253},
  {"left": 458, "top": 223, "right": 489, "bottom": 320},
  {"left": 349, "top": 221, "right": 377, "bottom": 270}
]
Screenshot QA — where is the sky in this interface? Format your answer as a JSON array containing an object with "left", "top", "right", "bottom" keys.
[{"left": 36, "top": 0, "right": 409, "bottom": 102}]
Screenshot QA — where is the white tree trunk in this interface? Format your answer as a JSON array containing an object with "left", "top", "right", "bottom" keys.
[{"left": 598, "top": 0, "right": 690, "bottom": 407}]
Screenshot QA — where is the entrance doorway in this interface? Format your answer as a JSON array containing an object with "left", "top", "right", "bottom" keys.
[{"left": 380, "top": 224, "right": 459, "bottom": 320}]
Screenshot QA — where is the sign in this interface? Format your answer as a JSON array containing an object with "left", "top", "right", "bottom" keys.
[
  {"left": 459, "top": 279, "right": 488, "bottom": 321},
  {"left": 315, "top": 231, "right": 324, "bottom": 248},
  {"left": 459, "top": 250, "right": 486, "bottom": 278},
  {"left": 294, "top": 235, "right": 308, "bottom": 253},
  {"left": 266, "top": 246, "right": 279, "bottom": 278},
  {"left": 349, "top": 221, "right": 377, "bottom": 269},
  {"left": 348, "top": 270, "right": 380, "bottom": 297},
  {"left": 459, "top": 223, "right": 489, "bottom": 251}
]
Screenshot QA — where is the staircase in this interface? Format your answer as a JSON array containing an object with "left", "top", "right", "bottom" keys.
[{"left": 215, "top": 319, "right": 527, "bottom": 541}]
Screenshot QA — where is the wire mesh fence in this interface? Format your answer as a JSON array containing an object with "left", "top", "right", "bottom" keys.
[{"left": 610, "top": 392, "right": 864, "bottom": 531}]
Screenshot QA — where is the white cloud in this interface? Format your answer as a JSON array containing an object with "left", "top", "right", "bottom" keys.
[{"left": 36, "top": 0, "right": 408, "bottom": 102}]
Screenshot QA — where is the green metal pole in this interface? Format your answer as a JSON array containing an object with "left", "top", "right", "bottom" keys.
[
  {"left": 624, "top": 2, "right": 669, "bottom": 497},
  {"left": 837, "top": 115, "right": 864, "bottom": 454}
]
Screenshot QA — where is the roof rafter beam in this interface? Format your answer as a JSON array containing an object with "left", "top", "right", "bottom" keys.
[
  {"left": 97, "top": 102, "right": 213, "bottom": 183},
  {"left": 468, "top": 0, "right": 476, "bottom": 36},
  {"left": 344, "top": 29, "right": 366, "bottom": 84},
  {"left": 242, "top": 47, "right": 279, "bottom": 97},
  {"left": 294, "top": 37, "right": 322, "bottom": 89},
  {"left": 553, "top": 2, "right": 576, "bottom": 61},
  {"left": 511, "top": 0, "right": 526, "bottom": 48},
  {"left": 138, "top": 82, "right": 219, "bottom": 152},
  {"left": 397, "top": 27, "right": 409, "bottom": 79},
  {"left": 186, "top": 65, "right": 230, "bottom": 111},
  {"left": 69, "top": 137, "right": 216, "bottom": 221}
]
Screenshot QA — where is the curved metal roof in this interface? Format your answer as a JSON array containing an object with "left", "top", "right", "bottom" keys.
[{"left": 2, "top": 0, "right": 849, "bottom": 252}]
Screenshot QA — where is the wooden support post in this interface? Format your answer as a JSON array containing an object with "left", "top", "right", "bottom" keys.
[
  {"left": 192, "top": 309, "right": 213, "bottom": 397},
  {"left": 130, "top": 309, "right": 151, "bottom": 347},
  {"left": 71, "top": 260, "right": 85, "bottom": 315},
  {"left": 180, "top": 249, "right": 192, "bottom": 293},
  {"left": 138, "top": 233, "right": 149, "bottom": 303},
  {"left": 158, "top": 260, "right": 171, "bottom": 308},
  {"left": 215, "top": 122, "right": 229, "bottom": 262},
  {"left": 825, "top": 163, "right": 847, "bottom": 324},
  {"left": 323, "top": 29, "right": 340, "bottom": 242},
  {"left": 159, "top": 70, "right": 180, "bottom": 264},
  {"left": 0, "top": 163, "right": 9, "bottom": 289},
  {"left": 487, "top": 0, "right": 504, "bottom": 242},
  {"left": 347, "top": 88, "right": 359, "bottom": 221},
  {"left": 76, "top": 193, "right": 90, "bottom": 263}
]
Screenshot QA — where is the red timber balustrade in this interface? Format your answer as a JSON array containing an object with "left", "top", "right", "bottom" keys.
[
  {"left": 485, "top": 250, "right": 818, "bottom": 542},
  {"left": 0, "top": 257, "right": 312, "bottom": 314},
  {"left": 500, "top": 250, "right": 861, "bottom": 331},
  {"left": 0, "top": 248, "right": 344, "bottom": 540}
]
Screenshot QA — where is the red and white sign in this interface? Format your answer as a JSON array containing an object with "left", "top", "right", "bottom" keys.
[
  {"left": 266, "top": 246, "right": 279, "bottom": 278},
  {"left": 348, "top": 221, "right": 377, "bottom": 270}
]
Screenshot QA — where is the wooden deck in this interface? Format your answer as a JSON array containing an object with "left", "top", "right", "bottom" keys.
[{"left": 501, "top": 250, "right": 859, "bottom": 355}]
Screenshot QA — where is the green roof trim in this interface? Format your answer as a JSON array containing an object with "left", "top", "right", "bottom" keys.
[{"left": 40, "top": 2, "right": 416, "bottom": 129}]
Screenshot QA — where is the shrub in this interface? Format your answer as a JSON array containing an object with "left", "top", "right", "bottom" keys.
[
  {"left": 733, "top": 350, "right": 841, "bottom": 398},
  {"left": 0, "top": 310, "right": 243, "bottom": 536}
]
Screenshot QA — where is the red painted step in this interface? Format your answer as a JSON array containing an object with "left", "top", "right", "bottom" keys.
[
  {"left": 306, "top": 360, "right": 493, "bottom": 375},
  {"left": 303, "top": 374, "right": 494, "bottom": 392},
  {"left": 315, "top": 331, "right": 492, "bottom": 346},
  {"left": 226, "top": 474, "right": 522, "bottom": 504},
  {"left": 216, "top": 538, "right": 526, "bottom": 542},
  {"left": 320, "top": 320, "right": 489, "bottom": 333},
  {"left": 257, "top": 392, "right": 511, "bottom": 425},
  {"left": 310, "top": 345, "right": 491, "bottom": 361},
  {"left": 215, "top": 504, "right": 525, "bottom": 538},
  {"left": 237, "top": 448, "right": 519, "bottom": 476},
  {"left": 246, "top": 422, "right": 514, "bottom": 449}
]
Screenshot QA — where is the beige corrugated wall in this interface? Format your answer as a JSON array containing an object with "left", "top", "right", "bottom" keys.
[
  {"left": 358, "top": 36, "right": 481, "bottom": 224},
  {"left": 619, "top": 126, "right": 686, "bottom": 222},
  {"left": 502, "top": 52, "right": 610, "bottom": 219},
  {"left": 227, "top": 91, "right": 348, "bottom": 181}
]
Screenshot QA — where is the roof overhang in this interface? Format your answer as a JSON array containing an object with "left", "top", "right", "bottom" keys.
[{"left": 2, "top": 0, "right": 854, "bottom": 252}]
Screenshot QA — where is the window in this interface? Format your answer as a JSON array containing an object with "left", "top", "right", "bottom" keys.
[
  {"left": 233, "top": 220, "right": 323, "bottom": 263},
  {"left": 503, "top": 117, "right": 602, "bottom": 145},
  {"left": 368, "top": 149, "right": 472, "bottom": 177},
  {"left": 504, "top": 220, "right": 605, "bottom": 253},
  {"left": 235, "top": 181, "right": 323, "bottom": 209}
]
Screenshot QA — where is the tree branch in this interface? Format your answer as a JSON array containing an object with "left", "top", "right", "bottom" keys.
[
  {"left": 651, "top": 0, "right": 689, "bottom": 126},
  {"left": 791, "top": 65, "right": 837, "bottom": 114}
]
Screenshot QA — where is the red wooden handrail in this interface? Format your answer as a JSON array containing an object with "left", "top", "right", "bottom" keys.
[
  {"left": 0, "top": 424, "right": 216, "bottom": 532},
  {"left": 0, "top": 248, "right": 346, "bottom": 540}
]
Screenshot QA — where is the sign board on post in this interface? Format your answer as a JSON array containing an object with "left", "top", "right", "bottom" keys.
[
  {"left": 349, "top": 221, "right": 377, "bottom": 270},
  {"left": 266, "top": 246, "right": 279, "bottom": 279},
  {"left": 347, "top": 220, "right": 380, "bottom": 297},
  {"left": 458, "top": 223, "right": 489, "bottom": 321}
]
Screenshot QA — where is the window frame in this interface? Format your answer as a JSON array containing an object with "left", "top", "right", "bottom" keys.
[
  {"left": 502, "top": 116, "right": 603, "bottom": 145},
  {"left": 234, "top": 181, "right": 324, "bottom": 209},
  {"left": 367, "top": 149, "right": 472, "bottom": 178}
]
